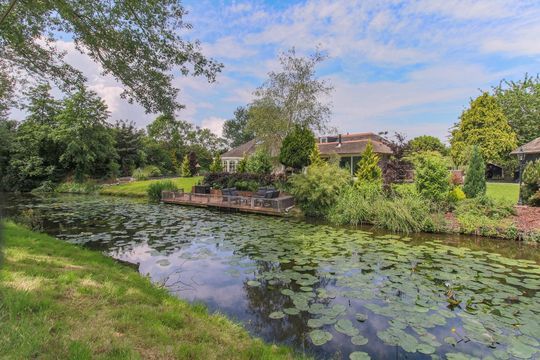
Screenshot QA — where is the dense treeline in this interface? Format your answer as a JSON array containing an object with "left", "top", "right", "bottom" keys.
[{"left": 0, "top": 84, "right": 226, "bottom": 192}]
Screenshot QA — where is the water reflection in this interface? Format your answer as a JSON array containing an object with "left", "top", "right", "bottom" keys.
[{"left": 1, "top": 193, "right": 539, "bottom": 359}]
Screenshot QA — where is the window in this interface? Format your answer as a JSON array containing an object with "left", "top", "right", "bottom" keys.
[
  {"left": 229, "top": 161, "right": 237, "bottom": 173},
  {"left": 222, "top": 161, "right": 228, "bottom": 172}
]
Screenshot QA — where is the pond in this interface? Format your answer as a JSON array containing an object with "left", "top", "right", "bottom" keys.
[{"left": 2, "top": 194, "right": 539, "bottom": 359}]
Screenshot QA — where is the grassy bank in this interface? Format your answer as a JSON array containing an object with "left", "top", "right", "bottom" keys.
[
  {"left": 0, "top": 222, "right": 298, "bottom": 359},
  {"left": 486, "top": 182, "right": 519, "bottom": 203},
  {"left": 100, "top": 177, "right": 202, "bottom": 197}
]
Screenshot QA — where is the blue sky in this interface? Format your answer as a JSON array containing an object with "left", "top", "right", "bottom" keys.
[{"left": 32, "top": 0, "right": 540, "bottom": 142}]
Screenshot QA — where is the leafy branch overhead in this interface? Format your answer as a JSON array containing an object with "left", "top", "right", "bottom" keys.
[{"left": 0, "top": 0, "right": 223, "bottom": 113}]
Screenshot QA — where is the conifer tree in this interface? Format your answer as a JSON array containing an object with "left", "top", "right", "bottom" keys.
[
  {"left": 355, "top": 141, "right": 382, "bottom": 186},
  {"left": 180, "top": 154, "right": 191, "bottom": 177},
  {"left": 463, "top": 146, "right": 486, "bottom": 198},
  {"left": 209, "top": 153, "right": 223, "bottom": 173}
]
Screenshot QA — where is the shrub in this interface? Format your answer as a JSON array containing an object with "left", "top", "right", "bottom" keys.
[
  {"left": 132, "top": 165, "right": 162, "bottom": 180},
  {"left": 236, "top": 157, "right": 248, "bottom": 173},
  {"left": 209, "top": 154, "right": 223, "bottom": 173},
  {"left": 245, "top": 148, "right": 272, "bottom": 174},
  {"left": 56, "top": 181, "right": 101, "bottom": 194},
  {"left": 279, "top": 125, "right": 316, "bottom": 171},
  {"left": 147, "top": 180, "right": 178, "bottom": 202},
  {"left": 30, "top": 180, "right": 57, "bottom": 193},
  {"left": 448, "top": 187, "right": 466, "bottom": 204},
  {"left": 529, "top": 190, "right": 540, "bottom": 207},
  {"left": 370, "top": 194, "right": 432, "bottom": 233},
  {"left": 328, "top": 183, "right": 381, "bottom": 226},
  {"left": 355, "top": 141, "right": 382, "bottom": 186},
  {"left": 414, "top": 152, "right": 451, "bottom": 204},
  {"left": 289, "top": 163, "right": 351, "bottom": 217},
  {"left": 180, "top": 155, "right": 192, "bottom": 177},
  {"left": 463, "top": 146, "right": 486, "bottom": 198},
  {"left": 234, "top": 179, "right": 259, "bottom": 192},
  {"left": 522, "top": 159, "right": 540, "bottom": 206},
  {"left": 454, "top": 195, "right": 515, "bottom": 236},
  {"left": 203, "top": 172, "right": 287, "bottom": 190}
]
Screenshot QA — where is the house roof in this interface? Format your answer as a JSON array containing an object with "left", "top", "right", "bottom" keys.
[
  {"left": 511, "top": 137, "right": 540, "bottom": 155},
  {"left": 318, "top": 139, "right": 393, "bottom": 155},
  {"left": 221, "top": 139, "right": 258, "bottom": 158}
]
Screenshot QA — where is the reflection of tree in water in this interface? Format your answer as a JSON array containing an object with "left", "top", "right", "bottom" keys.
[{"left": 242, "top": 258, "right": 332, "bottom": 351}]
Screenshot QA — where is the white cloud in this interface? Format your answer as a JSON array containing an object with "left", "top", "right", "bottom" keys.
[{"left": 201, "top": 116, "right": 226, "bottom": 137}]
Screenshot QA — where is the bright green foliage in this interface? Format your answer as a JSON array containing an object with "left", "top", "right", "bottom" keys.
[
  {"left": 236, "top": 157, "right": 248, "bottom": 173},
  {"left": 355, "top": 141, "right": 382, "bottom": 185},
  {"left": 415, "top": 153, "right": 451, "bottom": 204},
  {"left": 132, "top": 165, "right": 162, "bottom": 181},
  {"left": 279, "top": 125, "right": 316, "bottom": 171},
  {"left": 408, "top": 135, "right": 447, "bottom": 155},
  {"left": 450, "top": 92, "right": 517, "bottom": 166},
  {"left": 448, "top": 187, "right": 466, "bottom": 204},
  {"left": 147, "top": 180, "right": 178, "bottom": 202},
  {"left": 54, "top": 87, "right": 117, "bottom": 182},
  {"left": 101, "top": 177, "right": 201, "bottom": 197},
  {"left": 0, "top": 1, "right": 222, "bottom": 113},
  {"left": 209, "top": 153, "right": 223, "bottom": 173},
  {"left": 309, "top": 142, "right": 323, "bottom": 166},
  {"left": 522, "top": 159, "right": 540, "bottom": 205},
  {"left": 289, "top": 163, "right": 351, "bottom": 217},
  {"left": 454, "top": 196, "right": 516, "bottom": 237},
  {"left": 463, "top": 146, "right": 486, "bottom": 198},
  {"left": 245, "top": 148, "right": 273, "bottom": 174},
  {"left": 223, "top": 107, "right": 255, "bottom": 148},
  {"left": 493, "top": 74, "right": 540, "bottom": 145},
  {"left": 180, "top": 155, "right": 192, "bottom": 177}
]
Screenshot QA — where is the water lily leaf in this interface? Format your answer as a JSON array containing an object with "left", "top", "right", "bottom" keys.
[
  {"left": 269, "top": 311, "right": 285, "bottom": 319},
  {"left": 351, "top": 335, "right": 368, "bottom": 346},
  {"left": 247, "top": 280, "right": 261, "bottom": 287},
  {"left": 349, "top": 351, "right": 370, "bottom": 360},
  {"left": 507, "top": 342, "right": 538, "bottom": 359},
  {"left": 283, "top": 307, "right": 300, "bottom": 315},
  {"left": 355, "top": 313, "right": 368, "bottom": 322},
  {"left": 335, "top": 319, "right": 359, "bottom": 337},
  {"left": 309, "top": 329, "right": 333, "bottom": 346}
]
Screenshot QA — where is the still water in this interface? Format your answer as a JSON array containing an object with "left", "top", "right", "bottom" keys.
[{"left": 2, "top": 194, "right": 539, "bottom": 359}]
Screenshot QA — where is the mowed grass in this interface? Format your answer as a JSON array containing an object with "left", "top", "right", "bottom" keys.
[
  {"left": 0, "top": 222, "right": 300, "bottom": 360},
  {"left": 486, "top": 182, "right": 519, "bottom": 203},
  {"left": 100, "top": 177, "right": 202, "bottom": 197}
]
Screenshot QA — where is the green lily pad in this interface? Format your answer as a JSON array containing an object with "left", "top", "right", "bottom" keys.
[
  {"left": 283, "top": 307, "right": 300, "bottom": 315},
  {"left": 349, "top": 351, "right": 370, "bottom": 360},
  {"left": 444, "top": 336, "right": 457, "bottom": 346},
  {"left": 351, "top": 335, "right": 368, "bottom": 346},
  {"left": 355, "top": 313, "right": 368, "bottom": 322},
  {"left": 335, "top": 319, "right": 359, "bottom": 337},
  {"left": 269, "top": 311, "right": 285, "bottom": 319},
  {"left": 309, "top": 329, "right": 333, "bottom": 346},
  {"left": 246, "top": 280, "right": 261, "bottom": 287}
]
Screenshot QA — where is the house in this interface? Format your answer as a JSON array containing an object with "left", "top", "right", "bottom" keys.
[
  {"left": 317, "top": 132, "right": 393, "bottom": 176},
  {"left": 511, "top": 137, "right": 540, "bottom": 163},
  {"left": 220, "top": 132, "right": 393, "bottom": 174}
]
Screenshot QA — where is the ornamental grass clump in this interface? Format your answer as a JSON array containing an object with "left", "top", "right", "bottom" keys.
[{"left": 147, "top": 180, "right": 178, "bottom": 202}]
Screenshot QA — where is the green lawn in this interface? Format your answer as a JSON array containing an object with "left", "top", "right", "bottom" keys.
[
  {"left": 0, "top": 222, "right": 299, "bottom": 359},
  {"left": 486, "top": 182, "right": 519, "bottom": 203},
  {"left": 100, "top": 177, "right": 202, "bottom": 197}
]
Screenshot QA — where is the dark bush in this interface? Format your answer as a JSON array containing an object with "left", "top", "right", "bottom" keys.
[
  {"left": 147, "top": 180, "right": 178, "bottom": 202},
  {"left": 204, "top": 172, "right": 287, "bottom": 190}
]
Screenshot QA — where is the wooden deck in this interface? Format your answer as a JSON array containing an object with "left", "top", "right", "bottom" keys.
[{"left": 161, "top": 191, "right": 295, "bottom": 216}]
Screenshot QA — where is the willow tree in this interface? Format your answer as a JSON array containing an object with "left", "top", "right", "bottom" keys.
[{"left": 0, "top": 0, "right": 222, "bottom": 113}]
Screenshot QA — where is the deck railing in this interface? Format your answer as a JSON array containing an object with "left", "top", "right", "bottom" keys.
[{"left": 161, "top": 190, "right": 295, "bottom": 214}]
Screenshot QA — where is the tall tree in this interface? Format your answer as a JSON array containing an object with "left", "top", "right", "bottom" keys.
[
  {"left": 408, "top": 135, "right": 447, "bottom": 155},
  {"left": 493, "top": 74, "right": 540, "bottom": 145},
  {"left": 279, "top": 125, "right": 316, "bottom": 171},
  {"left": 113, "top": 120, "right": 146, "bottom": 177},
  {"left": 248, "top": 48, "right": 333, "bottom": 152},
  {"left": 0, "top": 0, "right": 222, "bottom": 113},
  {"left": 450, "top": 92, "right": 517, "bottom": 167},
  {"left": 54, "top": 87, "right": 117, "bottom": 181},
  {"left": 223, "top": 106, "right": 254, "bottom": 148}
]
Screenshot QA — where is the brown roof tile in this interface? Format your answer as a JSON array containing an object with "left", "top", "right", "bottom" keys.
[
  {"left": 511, "top": 137, "right": 540, "bottom": 155},
  {"left": 221, "top": 139, "right": 259, "bottom": 158},
  {"left": 318, "top": 139, "right": 393, "bottom": 155}
]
